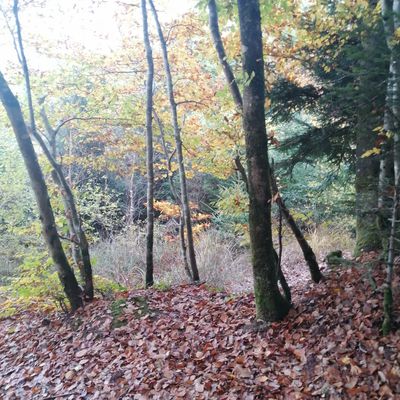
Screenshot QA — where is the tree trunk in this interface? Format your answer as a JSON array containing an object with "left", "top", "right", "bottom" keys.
[
  {"left": 270, "top": 172, "right": 323, "bottom": 283},
  {"left": 380, "top": 0, "right": 400, "bottom": 334},
  {"left": 209, "top": 0, "right": 322, "bottom": 284},
  {"left": 382, "top": 176, "right": 399, "bottom": 334},
  {"left": 208, "top": 0, "right": 243, "bottom": 109},
  {"left": 0, "top": 72, "right": 83, "bottom": 311},
  {"left": 141, "top": 0, "right": 155, "bottom": 288},
  {"left": 354, "top": 1, "right": 384, "bottom": 256},
  {"left": 154, "top": 111, "right": 193, "bottom": 280},
  {"left": 276, "top": 209, "right": 291, "bottom": 303},
  {"left": 378, "top": 60, "right": 395, "bottom": 247},
  {"left": 148, "top": 0, "right": 200, "bottom": 282},
  {"left": 39, "top": 107, "right": 93, "bottom": 299},
  {"left": 237, "top": 0, "right": 290, "bottom": 321}
]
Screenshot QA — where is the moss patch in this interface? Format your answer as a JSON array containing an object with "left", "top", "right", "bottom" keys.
[{"left": 110, "top": 299, "right": 128, "bottom": 328}]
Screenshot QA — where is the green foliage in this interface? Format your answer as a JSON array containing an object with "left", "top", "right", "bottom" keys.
[
  {"left": 110, "top": 298, "right": 127, "bottom": 328},
  {"left": 276, "top": 161, "right": 356, "bottom": 228},
  {"left": 77, "top": 178, "right": 125, "bottom": 240},
  {"left": 110, "top": 295, "right": 151, "bottom": 327},
  {"left": 269, "top": 0, "right": 388, "bottom": 170},
  {"left": 0, "top": 132, "right": 40, "bottom": 285},
  {"left": 213, "top": 179, "right": 249, "bottom": 242},
  {"left": 0, "top": 248, "right": 125, "bottom": 318},
  {"left": 153, "top": 281, "right": 171, "bottom": 292}
]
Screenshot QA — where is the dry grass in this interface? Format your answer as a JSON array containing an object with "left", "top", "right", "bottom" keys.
[{"left": 92, "top": 223, "right": 354, "bottom": 293}]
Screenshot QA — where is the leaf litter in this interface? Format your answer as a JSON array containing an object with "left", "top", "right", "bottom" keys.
[{"left": 0, "top": 261, "right": 399, "bottom": 399}]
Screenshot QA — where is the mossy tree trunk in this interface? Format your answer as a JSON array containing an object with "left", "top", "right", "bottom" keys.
[
  {"left": 382, "top": 178, "right": 398, "bottom": 334},
  {"left": 209, "top": 0, "right": 322, "bottom": 284},
  {"left": 0, "top": 72, "right": 83, "bottom": 311},
  {"left": 237, "top": 0, "right": 290, "bottom": 321}
]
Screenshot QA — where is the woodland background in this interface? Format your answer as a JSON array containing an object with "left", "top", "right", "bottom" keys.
[{"left": 0, "top": 0, "right": 399, "bottom": 397}]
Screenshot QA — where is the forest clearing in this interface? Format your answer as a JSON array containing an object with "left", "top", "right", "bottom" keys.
[{"left": 0, "top": 0, "right": 399, "bottom": 398}]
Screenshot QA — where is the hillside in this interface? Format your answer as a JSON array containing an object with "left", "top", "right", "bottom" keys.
[{"left": 1, "top": 259, "right": 399, "bottom": 399}]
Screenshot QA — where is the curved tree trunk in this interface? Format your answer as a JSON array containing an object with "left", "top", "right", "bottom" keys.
[
  {"left": 237, "top": 0, "right": 290, "bottom": 321},
  {"left": 270, "top": 172, "right": 323, "bottom": 283},
  {"left": 148, "top": 0, "right": 200, "bottom": 282},
  {"left": 0, "top": 72, "right": 83, "bottom": 311},
  {"left": 39, "top": 107, "right": 93, "bottom": 299},
  {"left": 141, "top": 0, "right": 155, "bottom": 288},
  {"left": 209, "top": 0, "right": 322, "bottom": 284},
  {"left": 208, "top": 0, "right": 243, "bottom": 109}
]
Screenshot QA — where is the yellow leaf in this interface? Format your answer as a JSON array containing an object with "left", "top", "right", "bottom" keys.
[{"left": 361, "top": 147, "right": 380, "bottom": 158}]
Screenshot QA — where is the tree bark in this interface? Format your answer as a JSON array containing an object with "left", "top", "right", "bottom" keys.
[
  {"left": 0, "top": 72, "right": 83, "bottom": 311},
  {"left": 148, "top": 0, "right": 200, "bottom": 282},
  {"left": 382, "top": 176, "right": 399, "bottom": 334},
  {"left": 380, "top": 0, "right": 400, "bottom": 334},
  {"left": 276, "top": 209, "right": 291, "bottom": 303},
  {"left": 208, "top": 0, "right": 243, "bottom": 109},
  {"left": 270, "top": 172, "right": 323, "bottom": 283},
  {"left": 38, "top": 107, "right": 94, "bottom": 299},
  {"left": 154, "top": 111, "right": 193, "bottom": 280},
  {"left": 141, "top": 0, "right": 155, "bottom": 288},
  {"left": 209, "top": 0, "right": 322, "bottom": 283},
  {"left": 237, "top": 0, "right": 290, "bottom": 321},
  {"left": 13, "top": 0, "right": 93, "bottom": 299}
]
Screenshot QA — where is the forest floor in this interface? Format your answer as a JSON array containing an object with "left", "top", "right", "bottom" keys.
[{"left": 0, "top": 254, "right": 399, "bottom": 399}]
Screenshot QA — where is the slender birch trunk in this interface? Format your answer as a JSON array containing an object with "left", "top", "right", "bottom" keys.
[
  {"left": 380, "top": 0, "right": 400, "bottom": 334},
  {"left": 382, "top": 177, "right": 399, "bottom": 334},
  {"left": 142, "top": 0, "right": 155, "bottom": 287},
  {"left": 148, "top": 0, "right": 200, "bottom": 282}
]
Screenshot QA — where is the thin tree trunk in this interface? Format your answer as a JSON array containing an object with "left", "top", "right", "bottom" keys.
[
  {"left": 382, "top": 176, "right": 399, "bottom": 334},
  {"left": 9, "top": 0, "right": 85, "bottom": 307},
  {"left": 141, "top": 0, "right": 155, "bottom": 288},
  {"left": 30, "top": 130, "right": 94, "bottom": 299},
  {"left": 380, "top": 0, "right": 400, "bottom": 334},
  {"left": 154, "top": 111, "right": 192, "bottom": 280},
  {"left": 270, "top": 171, "right": 323, "bottom": 283},
  {"left": 237, "top": 0, "right": 290, "bottom": 321},
  {"left": 209, "top": 0, "right": 322, "bottom": 283},
  {"left": 378, "top": 60, "right": 395, "bottom": 246},
  {"left": 39, "top": 107, "right": 94, "bottom": 299},
  {"left": 15, "top": 0, "right": 94, "bottom": 298},
  {"left": 148, "top": 0, "right": 200, "bottom": 282},
  {"left": 391, "top": 0, "right": 400, "bottom": 185},
  {"left": 276, "top": 208, "right": 291, "bottom": 303},
  {"left": 0, "top": 72, "right": 83, "bottom": 311},
  {"left": 208, "top": 0, "right": 243, "bottom": 109},
  {"left": 127, "top": 172, "right": 135, "bottom": 225}
]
